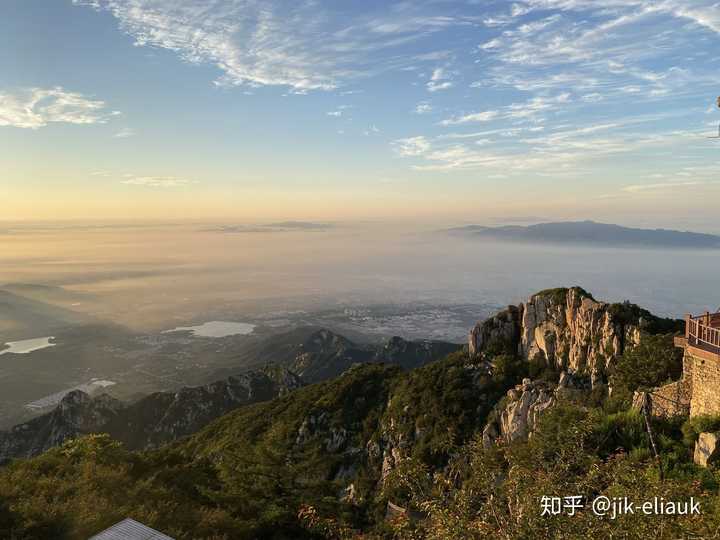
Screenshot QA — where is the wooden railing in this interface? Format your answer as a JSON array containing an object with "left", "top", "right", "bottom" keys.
[{"left": 687, "top": 312, "right": 720, "bottom": 354}]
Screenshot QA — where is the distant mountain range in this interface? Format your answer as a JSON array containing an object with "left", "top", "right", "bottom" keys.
[
  {"left": 444, "top": 220, "right": 720, "bottom": 248},
  {"left": 202, "top": 221, "right": 332, "bottom": 233}
]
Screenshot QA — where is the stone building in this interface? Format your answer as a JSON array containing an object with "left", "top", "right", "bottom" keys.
[{"left": 640, "top": 311, "right": 720, "bottom": 418}]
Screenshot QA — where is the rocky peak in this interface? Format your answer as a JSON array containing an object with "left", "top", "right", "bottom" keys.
[
  {"left": 470, "top": 287, "right": 646, "bottom": 380},
  {"left": 55, "top": 390, "right": 124, "bottom": 431}
]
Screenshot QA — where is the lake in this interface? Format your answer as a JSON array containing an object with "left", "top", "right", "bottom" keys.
[
  {"left": 0, "top": 337, "right": 56, "bottom": 356},
  {"left": 163, "top": 321, "right": 256, "bottom": 338}
]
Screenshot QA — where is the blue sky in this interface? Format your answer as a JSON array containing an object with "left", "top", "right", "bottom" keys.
[{"left": 2, "top": 0, "right": 720, "bottom": 227}]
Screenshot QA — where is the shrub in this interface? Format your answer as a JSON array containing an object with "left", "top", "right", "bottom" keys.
[
  {"left": 681, "top": 415, "right": 720, "bottom": 447},
  {"left": 609, "top": 334, "right": 682, "bottom": 396}
]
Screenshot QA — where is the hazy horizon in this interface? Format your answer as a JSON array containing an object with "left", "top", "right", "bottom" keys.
[{"left": 3, "top": 222, "right": 720, "bottom": 339}]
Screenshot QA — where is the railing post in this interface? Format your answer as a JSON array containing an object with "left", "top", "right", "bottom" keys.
[{"left": 685, "top": 314, "right": 691, "bottom": 339}]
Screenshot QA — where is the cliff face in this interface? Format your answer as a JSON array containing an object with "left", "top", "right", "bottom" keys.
[
  {"left": 482, "top": 378, "right": 555, "bottom": 446},
  {"left": 470, "top": 287, "right": 646, "bottom": 380},
  {"left": 482, "top": 371, "right": 588, "bottom": 446}
]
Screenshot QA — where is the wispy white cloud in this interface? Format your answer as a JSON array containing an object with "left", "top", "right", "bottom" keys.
[
  {"left": 74, "top": 0, "right": 477, "bottom": 92},
  {"left": 114, "top": 127, "right": 135, "bottom": 138},
  {"left": 622, "top": 162, "right": 720, "bottom": 193},
  {"left": 120, "top": 175, "right": 196, "bottom": 187},
  {"left": 440, "top": 110, "right": 499, "bottom": 125},
  {"left": 394, "top": 125, "right": 705, "bottom": 175},
  {"left": 439, "top": 92, "right": 570, "bottom": 126},
  {"left": 622, "top": 180, "right": 709, "bottom": 193},
  {"left": 426, "top": 66, "right": 455, "bottom": 92},
  {"left": 427, "top": 81, "right": 453, "bottom": 92},
  {"left": 414, "top": 101, "right": 433, "bottom": 114},
  {"left": 363, "top": 125, "right": 380, "bottom": 136},
  {"left": 472, "top": 0, "right": 720, "bottom": 114},
  {"left": 393, "top": 136, "right": 431, "bottom": 157},
  {"left": 0, "top": 87, "right": 111, "bottom": 129}
]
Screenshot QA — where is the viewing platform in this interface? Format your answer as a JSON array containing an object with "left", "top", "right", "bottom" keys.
[{"left": 681, "top": 311, "right": 720, "bottom": 361}]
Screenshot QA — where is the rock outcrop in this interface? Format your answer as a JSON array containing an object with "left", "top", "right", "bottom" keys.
[
  {"left": 482, "top": 378, "right": 555, "bottom": 446},
  {"left": 481, "top": 371, "right": 585, "bottom": 446},
  {"left": 469, "top": 287, "right": 651, "bottom": 381},
  {"left": 468, "top": 305, "right": 521, "bottom": 357},
  {"left": 694, "top": 432, "right": 720, "bottom": 467}
]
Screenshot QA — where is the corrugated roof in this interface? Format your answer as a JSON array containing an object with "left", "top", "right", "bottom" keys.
[{"left": 89, "top": 518, "right": 175, "bottom": 540}]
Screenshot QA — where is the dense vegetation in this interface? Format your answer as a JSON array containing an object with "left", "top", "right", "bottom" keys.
[{"left": 1, "top": 324, "right": 717, "bottom": 539}]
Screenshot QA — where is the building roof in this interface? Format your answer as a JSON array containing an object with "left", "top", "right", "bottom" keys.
[{"left": 89, "top": 518, "right": 175, "bottom": 540}]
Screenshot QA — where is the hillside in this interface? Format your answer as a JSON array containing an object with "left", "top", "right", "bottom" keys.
[
  {"left": 0, "top": 329, "right": 459, "bottom": 462},
  {"left": 445, "top": 220, "right": 720, "bottom": 248},
  {"left": 1, "top": 288, "right": 716, "bottom": 540},
  {"left": 0, "top": 367, "right": 303, "bottom": 462}
]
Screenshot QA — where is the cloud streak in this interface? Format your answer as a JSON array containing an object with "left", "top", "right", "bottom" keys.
[
  {"left": 0, "top": 87, "right": 112, "bottom": 129},
  {"left": 74, "top": 0, "right": 479, "bottom": 92},
  {"left": 120, "top": 175, "right": 196, "bottom": 187}
]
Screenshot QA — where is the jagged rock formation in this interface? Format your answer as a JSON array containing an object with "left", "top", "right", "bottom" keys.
[
  {"left": 469, "top": 287, "right": 662, "bottom": 381},
  {"left": 468, "top": 306, "right": 521, "bottom": 356},
  {"left": 482, "top": 378, "right": 555, "bottom": 446},
  {"left": 482, "top": 371, "right": 586, "bottom": 446},
  {"left": 0, "top": 367, "right": 302, "bottom": 462}
]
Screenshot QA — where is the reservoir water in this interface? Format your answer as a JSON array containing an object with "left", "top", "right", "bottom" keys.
[
  {"left": 163, "top": 321, "right": 256, "bottom": 338},
  {"left": 0, "top": 337, "right": 56, "bottom": 356}
]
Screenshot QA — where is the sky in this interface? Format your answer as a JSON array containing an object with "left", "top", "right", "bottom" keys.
[{"left": 2, "top": 0, "right": 720, "bottom": 228}]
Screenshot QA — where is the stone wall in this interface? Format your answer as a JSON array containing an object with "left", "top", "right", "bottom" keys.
[
  {"left": 690, "top": 350, "right": 720, "bottom": 417},
  {"left": 636, "top": 380, "right": 690, "bottom": 418},
  {"left": 642, "top": 346, "right": 720, "bottom": 419}
]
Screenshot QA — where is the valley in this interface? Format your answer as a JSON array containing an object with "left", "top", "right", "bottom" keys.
[{"left": 0, "top": 283, "right": 479, "bottom": 429}]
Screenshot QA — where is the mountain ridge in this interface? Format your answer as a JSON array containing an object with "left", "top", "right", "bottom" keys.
[
  {"left": 444, "top": 220, "right": 720, "bottom": 248},
  {"left": 0, "top": 329, "right": 460, "bottom": 462}
]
